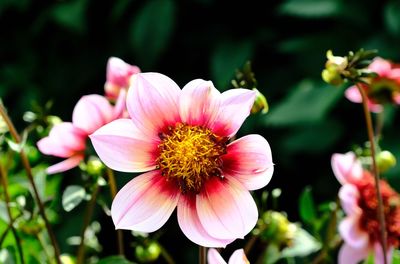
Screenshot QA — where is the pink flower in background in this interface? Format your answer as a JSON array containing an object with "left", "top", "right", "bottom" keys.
[
  {"left": 208, "top": 248, "right": 249, "bottom": 264},
  {"left": 38, "top": 94, "right": 124, "bottom": 174},
  {"left": 345, "top": 57, "right": 400, "bottom": 112},
  {"left": 104, "top": 57, "right": 140, "bottom": 100},
  {"left": 331, "top": 152, "right": 400, "bottom": 264},
  {"left": 90, "top": 72, "right": 274, "bottom": 247}
]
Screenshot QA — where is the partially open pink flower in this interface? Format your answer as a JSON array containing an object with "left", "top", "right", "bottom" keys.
[
  {"left": 90, "top": 72, "right": 274, "bottom": 247},
  {"left": 38, "top": 94, "right": 124, "bottom": 174},
  {"left": 208, "top": 248, "right": 249, "bottom": 264},
  {"left": 345, "top": 57, "right": 400, "bottom": 112},
  {"left": 105, "top": 57, "right": 140, "bottom": 100},
  {"left": 331, "top": 152, "right": 400, "bottom": 264}
]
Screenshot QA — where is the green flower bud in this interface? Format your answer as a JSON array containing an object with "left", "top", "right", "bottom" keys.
[
  {"left": 135, "top": 241, "right": 162, "bottom": 263},
  {"left": 251, "top": 88, "right": 269, "bottom": 114},
  {"left": 322, "top": 68, "right": 344, "bottom": 86},
  {"left": 259, "top": 211, "right": 297, "bottom": 248},
  {"left": 86, "top": 156, "right": 105, "bottom": 176},
  {"left": 60, "top": 254, "right": 76, "bottom": 264},
  {"left": 376, "top": 150, "right": 397, "bottom": 173}
]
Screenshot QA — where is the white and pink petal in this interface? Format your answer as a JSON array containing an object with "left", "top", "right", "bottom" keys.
[
  {"left": 339, "top": 215, "right": 369, "bottom": 249},
  {"left": 46, "top": 154, "right": 84, "bottom": 174},
  {"left": 338, "top": 243, "right": 369, "bottom": 264},
  {"left": 331, "top": 152, "right": 363, "bottom": 185}
]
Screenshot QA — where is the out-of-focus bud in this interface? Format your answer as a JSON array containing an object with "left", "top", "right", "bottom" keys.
[
  {"left": 86, "top": 156, "right": 105, "bottom": 176},
  {"left": 46, "top": 115, "right": 62, "bottom": 126},
  {"left": 251, "top": 88, "right": 269, "bottom": 114},
  {"left": 376, "top": 150, "right": 397, "bottom": 173},
  {"left": 60, "top": 254, "right": 76, "bottom": 264},
  {"left": 135, "top": 241, "right": 162, "bottom": 263},
  {"left": 322, "top": 50, "right": 348, "bottom": 86}
]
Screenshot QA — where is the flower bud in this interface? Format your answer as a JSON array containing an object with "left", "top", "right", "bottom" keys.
[
  {"left": 322, "top": 50, "right": 348, "bottom": 86},
  {"left": 86, "top": 156, "right": 105, "bottom": 176},
  {"left": 376, "top": 150, "right": 397, "bottom": 173},
  {"left": 251, "top": 88, "right": 269, "bottom": 114},
  {"left": 60, "top": 254, "right": 76, "bottom": 264},
  {"left": 258, "top": 211, "right": 297, "bottom": 248},
  {"left": 135, "top": 241, "right": 162, "bottom": 263}
]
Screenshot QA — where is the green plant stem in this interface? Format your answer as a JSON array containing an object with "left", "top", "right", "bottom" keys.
[
  {"left": 106, "top": 168, "right": 124, "bottom": 256},
  {"left": 0, "top": 164, "right": 25, "bottom": 264},
  {"left": 199, "top": 246, "right": 206, "bottom": 264},
  {"left": 356, "top": 83, "right": 387, "bottom": 264},
  {"left": 159, "top": 244, "right": 176, "bottom": 264},
  {"left": 0, "top": 103, "right": 62, "bottom": 264},
  {"left": 76, "top": 183, "right": 100, "bottom": 264},
  {"left": 244, "top": 234, "right": 258, "bottom": 255},
  {"left": 36, "top": 232, "right": 52, "bottom": 263}
]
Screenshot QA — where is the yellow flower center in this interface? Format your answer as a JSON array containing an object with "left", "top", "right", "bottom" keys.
[{"left": 157, "top": 123, "right": 227, "bottom": 194}]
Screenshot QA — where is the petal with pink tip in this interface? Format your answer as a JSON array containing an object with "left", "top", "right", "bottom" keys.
[
  {"left": 338, "top": 184, "right": 361, "bottom": 215},
  {"left": 338, "top": 243, "right": 369, "bottom": 264},
  {"left": 331, "top": 152, "right": 363, "bottom": 185},
  {"left": 369, "top": 57, "right": 392, "bottom": 76},
  {"left": 222, "top": 135, "right": 273, "bottom": 191},
  {"left": 127, "top": 73, "right": 181, "bottom": 137},
  {"left": 113, "top": 89, "right": 127, "bottom": 119},
  {"left": 228, "top": 249, "right": 249, "bottom": 264},
  {"left": 90, "top": 118, "right": 158, "bottom": 172},
  {"left": 106, "top": 57, "right": 140, "bottom": 88},
  {"left": 374, "top": 243, "right": 393, "bottom": 264},
  {"left": 72, "top": 94, "right": 114, "bottom": 135},
  {"left": 177, "top": 195, "right": 234, "bottom": 248},
  {"left": 111, "top": 170, "right": 180, "bottom": 232},
  {"left": 339, "top": 215, "right": 369, "bottom": 249},
  {"left": 196, "top": 177, "right": 258, "bottom": 240},
  {"left": 179, "top": 79, "right": 221, "bottom": 127},
  {"left": 345, "top": 86, "right": 362, "bottom": 103},
  {"left": 46, "top": 154, "right": 84, "bottom": 174},
  {"left": 207, "top": 249, "right": 227, "bottom": 264},
  {"left": 212, "top": 89, "right": 256, "bottom": 138}
]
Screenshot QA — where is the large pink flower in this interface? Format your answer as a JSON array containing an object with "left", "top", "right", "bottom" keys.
[
  {"left": 208, "top": 248, "right": 249, "bottom": 264},
  {"left": 331, "top": 152, "right": 400, "bottom": 264},
  {"left": 345, "top": 57, "right": 400, "bottom": 112},
  {"left": 90, "top": 73, "right": 274, "bottom": 247},
  {"left": 104, "top": 57, "right": 140, "bottom": 100},
  {"left": 38, "top": 94, "right": 124, "bottom": 174}
]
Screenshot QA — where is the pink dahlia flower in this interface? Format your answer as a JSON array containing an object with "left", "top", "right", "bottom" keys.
[
  {"left": 208, "top": 248, "right": 249, "bottom": 264},
  {"left": 90, "top": 72, "right": 274, "bottom": 247},
  {"left": 105, "top": 57, "right": 140, "bottom": 100},
  {"left": 331, "top": 152, "right": 400, "bottom": 264},
  {"left": 38, "top": 94, "right": 124, "bottom": 174},
  {"left": 345, "top": 57, "right": 400, "bottom": 112}
]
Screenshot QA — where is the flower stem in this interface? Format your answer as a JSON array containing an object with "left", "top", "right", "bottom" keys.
[
  {"left": 244, "top": 234, "right": 258, "bottom": 255},
  {"left": 199, "top": 246, "right": 206, "bottom": 264},
  {"left": 76, "top": 183, "right": 100, "bottom": 264},
  {"left": 0, "top": 104, "right": 61, "bottom": 264},
  {"left": 356, "top": 83, "right": 387, "bottom": 264},
  {"left": 106, "top": 168, "right": 125, "bottom": 256},
  {"left": 0, "top": 164, "right": 25, "bottom": 264},
  {"left": 159, "top": 244, "right": 176, "bottom": 264}
]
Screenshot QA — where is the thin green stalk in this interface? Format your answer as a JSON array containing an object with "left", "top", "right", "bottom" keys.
[
  {"left": 356, "top": 83, "right": 387, "bottom": 264},
  {"left": 106, "top": 168, "right": 124, "bottom": 256},
  {"left": 199, "top": 246, "right": 206, "bottom": 264},
  {"left": 159, "top": 244, "right": 176, "bottom": 264},
  {"left": 36, "top": 232, "right": 52, "bottom": 263},
  {"left": 76, "top": 183, "right": 100, "bottom": 264},
  {"left": 244, "top": 234, "right": 258, "bottom": 255},
  {"left": 0, "top": 164, "right": 25, "bottom": 264}
]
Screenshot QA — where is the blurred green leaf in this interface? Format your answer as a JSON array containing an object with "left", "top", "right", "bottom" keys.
[
  {"left": 263, "top": 243, "right": 281, "bottom": 264},
  {"left": 62, "top": 185, "right": 86, "bottom": 212},
  {"left": 129, "top": 0, "right": 176, "bottom": 68},
  {"left": 50, "top": 0, "right": 88, "bottom": 33},
  {"left": 264, "top": 80, "right": 344, "bottom": 126},
  {"left": 393, "top": 250, "right": 400, "bottom": 263},
  {"left": 384, "top": 1, "right": 400, "bottom": 36},
  {"left": 111, "top": 0, "right": 133, "bottom": 23},
  {"left": 0, "top": 247, "right": 16, "bottom": 264},
  {"left": 299, "top": 187, "right": 317, "bottom": 224},
  {"left": 0, "top": 0, "right": 30, "bottom": 15},
  {"left": 280, "top": 228, "right": 321, "bottom": 258},
  {"left": 98, "top": 255, "right": 135, "bottom": 264},
  {"left": 211, "top": 40, "right": 253, "bottom": 90},
  {"left": 279, "top": 0, "right": 343, "bottom": 18}
]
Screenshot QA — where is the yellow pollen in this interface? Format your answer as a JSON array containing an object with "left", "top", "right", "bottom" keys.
[{"left": 157, "top": 123, "right": 227, "bottom": 194}]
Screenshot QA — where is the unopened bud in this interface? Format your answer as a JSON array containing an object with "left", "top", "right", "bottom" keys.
[
  {"left": 135, "top": 241, "right": 162, "bottom": 263},
  {"left": 376, "top": 150, "right": 397, "bottom": 173},
  {"left": 60, "top": 254, "right": 76, "bottom": 264},
  {"left": 251, "top": 88, "right": 269, "bottom": 114},
  {"left": 86, "top": 156, "right": 105, "bottom": 176},
  {"left": 322, "top": 50, "right": 348, "bottom": 86}
]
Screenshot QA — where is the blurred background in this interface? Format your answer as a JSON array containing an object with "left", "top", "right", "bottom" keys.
[{"left": 1, "top": 0, "right": 400, "bottom": 262}]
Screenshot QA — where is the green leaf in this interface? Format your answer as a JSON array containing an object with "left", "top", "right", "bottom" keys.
[
  {"left": 279, "top": 0, "right": 343, "bottom": 18},
  {"left": 299, "top": 187, "right": 317, "bottom": 224},
  {"left": 98, "top": 256, "right": 135, "bottom": 264},
  {"left": 280, "top": 228, "right": 321, "bottom": 258},
  {"left": 384, "top": 1, "right": 400, "bottom": 36},
  {"left": 211, "top": 40, "right": 253, "bottom": 90},
  {"left": 264, "top": 80, "right": 344, "bottom": 126},
  {"left": 393, "top": 250, "right": 400, "bottom": 263},
  {"left": 0, "top": 247, "right": 16, "bottom": 264},
  {"left": 129, "top": 0, "right": 176, "bottom": 68},
  {"left": 263, "top": 243, "right": 281, "bottom": 264},
  {"left": 62, "top": 185, "right": 86, "bottom": 212},
  {"left": 50, "top": 0, "right": 88, "bottom": 33}
]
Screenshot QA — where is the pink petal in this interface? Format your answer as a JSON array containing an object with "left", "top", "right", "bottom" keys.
[
  {"left": 345, "top": 86, "right": 362, "bottom": 103},
  {"left": 222, "top": 135, "right": 273, "bottom": 191},
  {"left": 72, "top": 94, "right": 114, "bottom": 135},
  {"left": 179, "top": 79, "right": 221, "bottom": 127},
  {"left": 106, "top": 57, "right": 140, "bottom": 88},
  {"left": 207, "top": 249, "right": 227, "bottom": 264},
  {"left": 111, "top": 170, "right": 180, "bottom": 232},
  {"left": 331, "top": 152, "right": 363, "bottom": 185},
  {"left": 374, "top": 243, "right": 393, "bottom": 264},
  {"left": 126, "top": 73, "right": 181, "bottom": 138},
  {"left": 212, "top": 89, "right": 256, "bottom": 138},
  {"left": 338, "top": 243, "right": 369, "bottom": 264},
  {"left": 90, "top": 118, "right": 158, "bottom": 172},
  {"left": 196, "top": 177, "right": 258, "bottom": 240},
  {"left": 112, "top": 88, "right": 127, "bottom": 120},
  {"left": 339, "top": 214, "right": 369, "bottom": 249},
  {"left": 177, "top": 195, "right": 234, "bottom": 248},
  {"left": 338, "top": 184, "right": 361, "bottom": 215},
  {"left": 46, "top": 154, "right": 84, "bottom": 174},
  {"left": 228, "top": 249, "right": 249, "bottom": 264},
  {"left": 369, "top": 57, "right": 392, "bottom": 76}
]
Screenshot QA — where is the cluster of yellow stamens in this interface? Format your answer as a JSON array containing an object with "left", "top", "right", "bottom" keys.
[{"left": 157, "top": 123, "right": 227, "bottom": 194}]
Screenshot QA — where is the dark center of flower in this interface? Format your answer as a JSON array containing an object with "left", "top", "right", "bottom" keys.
[
  {"left": 157, "top": 123, "right": 227, "bottom": 194},
  {"left": 367, "top": 78, "right": 400, "bottom": 104},
  {"left": 357, "top": 172, "right": 400, "bottom": 247}
]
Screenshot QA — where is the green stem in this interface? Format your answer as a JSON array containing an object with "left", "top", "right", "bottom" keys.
[
  {"left": 36, "top": 232, "right": 52, "bottom": 263},
  {"left": 244, "top": 234, "right": 258, "bottom": 255},
  {"left": 76, "top": 183, "right": 100, "bottom": 264},
  {"left": 356, "top": 83, "right": 387, "bottom": 264},
  {"left": 0, "top": 103, "right": 61, "bottom": 264},
  {"left": 106, "top": 168, "right": 124, "bottom": 256},
  {"left": 159, "top": 244, "right": 176, "bottom": 264},
  {"left": 199, "top": 246, "right": 206, "bottom": 264},
  {"left": 0, "top": 164, "right": 25, "bottom": 264}
]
